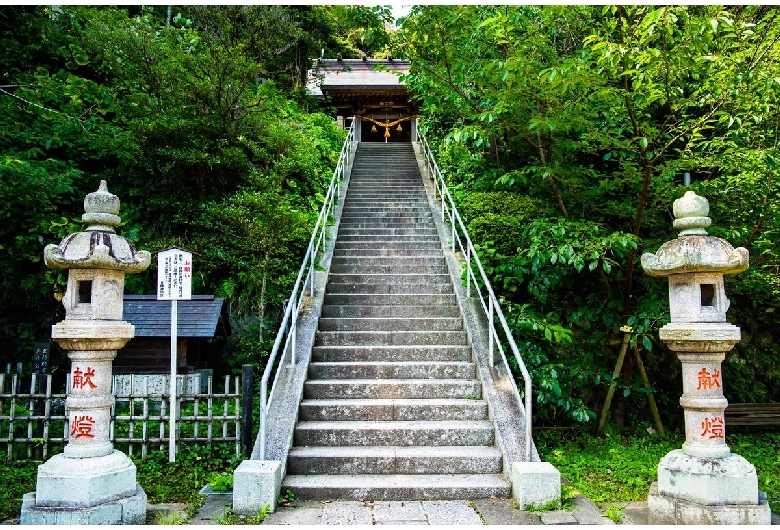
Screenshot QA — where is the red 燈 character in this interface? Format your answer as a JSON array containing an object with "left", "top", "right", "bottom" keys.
[
  {"left": 696, "top": 368, "right": 721, "bottom": 390},
  {"left": 70, "top": 415, "right": 96, "bottom": 438},
  {"left": 72, "top": 366, "right": 98, "bottom": 390},
  {"left": 701, "top": 416, "right": 725, "bottom": 439}
]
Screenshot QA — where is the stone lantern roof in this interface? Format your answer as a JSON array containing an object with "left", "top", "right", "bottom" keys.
[
  {"left": 641, "top": 191, "right": 748, "bottom": 277},
  {"left": 44, "top": 180, "right": 151, "bottom": 272}
]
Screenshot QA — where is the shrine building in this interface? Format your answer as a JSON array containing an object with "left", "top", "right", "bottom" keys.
[{"left": 306, "top": 57, "right": 419, "bottom": 142}]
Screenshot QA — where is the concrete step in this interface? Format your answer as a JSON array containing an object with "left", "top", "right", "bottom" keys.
[
  {"left": 287, "top": 446, "right": 503, "bottom": 475},
  {"left": 311, "top": 345, "right": 472, "bottom": 362},
  {"left": 325, "top": 282, "right": 453, "bottom": 295},
  {"left": 331, "top": 255, "right": 445, "bottom": 267},
  {"left": 294, "top": 420, "right": 493, "bottom": 446},
  {"left": 281, "top": 473, "right": 510, "bottom": 501},
  {"left": 329, "top": 263, "right": 448, "bottom": 275},
  {"left": 340, "top": 212, "right": 433, "bottom": 220},
  {"left": 338, "top": 221, "right": 434, "bottom": 230},
  {"left": 298, "top": 398, "right": 487, "bottom": 421},
  {"left": 337, "top": 228, "right": 438, "bottom": 236},
  {"left": 334, "top": 241, "right": 441, "bottom": 251},
  {"left": 344, "top": 200, "right": 426, "bottom": 206},
  {"left": 348, "top": 180, "right": 421, "bottom": 185},
  {"left": 303, "top": 379, "right": 481, "bottom": 400},
  {"left": 337, "top": 234, "right": 441, "bottom": 242},
  {"left": 323, "top": 293, "right": 457, "bottom": 306},
  {"left": 321, "top": 304, "right": 459, "bottom": 319},
  {"left": 345, "top": 195, "right": 427, "bottom": 201},
  {"left": 333, "top": 248, "right": 442, "bottom": 258},
  {"left": 327, "top": 273, "right": 451, "bottom": 286},
  {"left": 343, "top": 206, "right": 429, "bottom": 213},
  {"left": 339, "top": 216, "right": 428, "bottom": 229},
  {"left": 308, "top": 361, "right": 475, "bottom": 380},
  {"left": 318, "top": 317, "right": 463, "bottom": 332},
  {"left": 315, "top": 330, "right": 468, "bottom": 346}
]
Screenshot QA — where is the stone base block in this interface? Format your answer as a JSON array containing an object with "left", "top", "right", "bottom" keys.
[
  {"left": 20, "top": 483, "right": 146, "bottom": 525},
  {"left": 511, "top": 461, "right": 560, "bottom": 510},
  {"left": 233, "top": 460, "right": 282, "bottom": 515},
  {"left": 34, "top": 450, "right": 137, "bottom": 508},
  {"left": 657, "top": 449, "right": 759, "bottom": 505},
  {"left": 648, "top": 482, "right": 771, "bottom": 525}
]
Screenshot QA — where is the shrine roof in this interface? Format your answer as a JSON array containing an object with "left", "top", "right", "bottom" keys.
[
  {"left": 123, "top": 295, "right": 227, "bottom": 338},
  {"left": 307, "top": 58, "right": 410, "bottom": 96}
]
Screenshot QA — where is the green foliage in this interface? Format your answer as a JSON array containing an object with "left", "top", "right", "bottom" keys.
[
  {"left": 277, "top": 489, "right": 297, "bottom": 506},
  {"left": 603, "top": 504, "right": 624, "bottom": 523},
  {"left": 132, "top": 445, "right": 243, "bottom": 506},
  {"left": 0, "top": 459, "right": 38, "bottom": 520},
  {"left": 207, "top": 471, "right": 233, "bottom": 492},
  {"left": 0, "top": 5, "right": 352, "bottom": 376},
  {"left": 535, "top": 429, "right": 780, "bottom": 513},
  {"left": 155, "top": 510, "right": 189, "bottom": 525},
  {"left": 458, "top": 192, "right": 554, "bottom": 256},
  {"left": 216, "top": 505, "right": 270, "bottom": 525},
  {"left": 329, "top": 5, "right": 394, "bottom": 58},
  {"left": 401, "top": 5, "right": 780, "bottom": 424}
]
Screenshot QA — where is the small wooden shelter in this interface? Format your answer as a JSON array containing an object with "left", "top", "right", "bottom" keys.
[
  {"left": 116, "top": 294, "right": 229, "bottom": 374},
  {"left": 307, "top": 57, "right": 419, "bottom": 142}
]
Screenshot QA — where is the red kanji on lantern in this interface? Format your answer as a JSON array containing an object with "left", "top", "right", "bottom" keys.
[
  {"left": 701, "top": 416, "right": 725, "bottom": 439},
  {"left": 72, "top": 366, "right": 97, "bottom": 390},
  {"left": 70, "top": 415, "right": 95, "bottom": 438},
  {"left": 696, "top": 368, "right": 721, "bottom": 390}
]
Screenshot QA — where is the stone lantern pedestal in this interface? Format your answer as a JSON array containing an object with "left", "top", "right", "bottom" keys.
[
  {"left": 21, "top": 181, "right": 151, "bottom": 525},
  {"left": 641, "top": 191, "right": 770, "bottom": 525}
]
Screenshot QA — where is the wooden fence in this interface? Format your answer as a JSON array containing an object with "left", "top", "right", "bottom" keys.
[{"left": 0, "top": 372, "right": 243, "bottom": 462}]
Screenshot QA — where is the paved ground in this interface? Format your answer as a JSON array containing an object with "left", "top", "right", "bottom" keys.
[
  {"left": 184, "top": 492, "right": 780, "bottom": 525},
  {"left": 5, "top": 490, "right": 778, "bottom": 525},
  {"left": 184, "top": 491, "right": 618, "bottom": 525}
]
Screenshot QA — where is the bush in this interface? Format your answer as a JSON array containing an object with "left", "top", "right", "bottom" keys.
[{"left": 459, "top": 191, "right": 553, "bottom": 222}]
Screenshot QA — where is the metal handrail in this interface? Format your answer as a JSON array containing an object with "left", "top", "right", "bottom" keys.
[
  {"left": 418, "top": 124, "right": 533, "bottom": 462},
  {"left": 258, "top": 118, "right": 356, "bottom": 459}
]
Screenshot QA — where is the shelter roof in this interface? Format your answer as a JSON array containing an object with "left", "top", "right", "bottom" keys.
[
  {"left": 307, "top": 58, "right": 410, "bottom": 96},
  {"left": 123, "top": 295, "right": 227, "bottom": 338}
]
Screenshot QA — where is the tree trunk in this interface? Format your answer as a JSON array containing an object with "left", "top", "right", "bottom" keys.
[{"left": 258, "top": 258, "right": 268, "bottom": 342}]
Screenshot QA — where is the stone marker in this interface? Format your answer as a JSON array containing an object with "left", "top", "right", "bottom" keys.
[
  {"left": 21, "top": 181, "right": 151, "bottom": 525},
  {"left": 641, "top": 190, "right": 770, "bottom": 525}
]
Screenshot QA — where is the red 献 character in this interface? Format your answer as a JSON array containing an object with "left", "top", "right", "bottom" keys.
[
  {"left": 701, "top": 416, "right": 725, "bottom": 439},
  {"left": 72, "top": 366, "right": 97, "bottom": 390},
  {"left": 696, "top": 368, "right": 722, "bottom": 390},
  {"left": 70, "top": 415, "right": 95, "bottom": 438}
]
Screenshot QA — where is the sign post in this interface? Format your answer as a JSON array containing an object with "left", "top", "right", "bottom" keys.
[{"left": 157, "top": 248, "right": 192, "bottom": 462}]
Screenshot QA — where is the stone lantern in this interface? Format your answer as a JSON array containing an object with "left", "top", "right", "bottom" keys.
[
  {"left": 641, "top": 190, "right": 770, "bottom": 524},
  {"left": 21, "top": 181, "right": 151, "bottom": 525}
]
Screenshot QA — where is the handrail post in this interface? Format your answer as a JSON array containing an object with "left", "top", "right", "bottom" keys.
[
  {"left": 451, "top": 215, "right": 456, "bottom": 252},
  {"left": 291, "top": 316, "right": 297, "bottom": 366},
  {"left": 488, "top": 297, "right": 494, "bottom": 366},
  {"left": 259, "top": 384, "right": 266, "bottom": 459},
  {"left": 466, "top": 246, "right": 471, "bottom": 298},
  {"left": 310, "top": 250, "right": 315, "bottom": 297}
]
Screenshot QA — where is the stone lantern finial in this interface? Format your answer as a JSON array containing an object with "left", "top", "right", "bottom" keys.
[
  {"left": 82, "top": 180, "right": 121, "bottom": 233},
  {"left": 672, "top": 190, "right": 711, "bottom": 236}
]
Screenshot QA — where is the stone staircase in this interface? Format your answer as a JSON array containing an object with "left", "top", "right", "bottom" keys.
[{"left": 281, "top": 143, "right": 511, "bottom": 500}]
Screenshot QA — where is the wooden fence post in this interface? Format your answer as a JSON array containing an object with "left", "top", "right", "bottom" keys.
[{"left": 241, "top": 365, "right": 254, "bottom": 457}]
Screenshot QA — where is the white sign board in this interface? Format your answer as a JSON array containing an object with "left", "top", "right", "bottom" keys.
[{"left": 157, "top": 248, "right": 192, "bottom": 300}]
